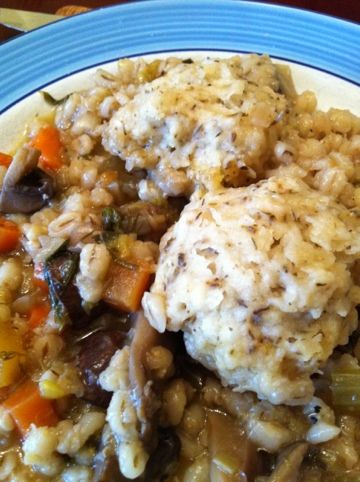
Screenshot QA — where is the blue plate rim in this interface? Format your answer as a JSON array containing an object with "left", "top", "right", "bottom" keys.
[
  {"left": 1, "top": 47, "right": 359, "bottom": 116},
  {"left": 0, "top": 0, "right": 359, "bottom": 114},
  {"left": 1, "top": 0, "right": 358, "bottom": 50}
]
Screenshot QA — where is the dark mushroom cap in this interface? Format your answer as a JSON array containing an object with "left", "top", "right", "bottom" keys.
[{"left": 0, "top": 146, "right": 55, "bottom": 214}]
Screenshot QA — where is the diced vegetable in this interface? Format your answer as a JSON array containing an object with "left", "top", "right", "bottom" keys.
[
  {"left": 3, "top": 379, "right": 59, "bottom": 435},
  {"left": 77, "top": 329, "right": 125, "bottom": 407},
  {"left": 103, "top": 261, "right": 152, "bottom": 313},
  {"left": 39, "top": 379, "right": 66, "bottom": 399},
  {"left": 27, "top": 302, "right": 50, "bottom": 330},
  {"left": 102, "top": 201, "right": 178, "bottom": 243},
  {"left": 31, "top": 125, "right": 64, "bottom": 170},
  {"left": 32, "top": 274, "right": 49, "bottom": 294},
  {"left": 43, "top": 250, "right": 81, "bottom": 328},
  {"left": 40, "top": 91, "right": 70, "bottom": 106},
  {"left": 0, "top": 147, "right": 55, "bottom": 214},
  {"left": 143, "top": 429, "right": 181, "bottom": 480},
  {"left": 0, "top": 218, "right": 20, "bottom": 253},
  {"left": 102, "top": 206, "right": 122, "bottom": 233},
  {"left": 0, "top": 152, "right": 12, "bottom": 168},
  {"left": 33, "top": 263, "right": 50, "bottom": 293},
  {"left": 208, "top": 410, "right": 259, "bottom": 482},
  {"left": 105, "top": 233, "right": 135, "bottom": 262},
  {"left": 268, "top": 442, "right": 308, "bottom": 482},
  {"left": 129, "top": 312, "right": 164, "bottom": 429},
  {"left": 331, "top": 367, "right": 360, "bottom": 412},
  {"left": 0, "top": 326, "right": 24, "bottom": 388}
]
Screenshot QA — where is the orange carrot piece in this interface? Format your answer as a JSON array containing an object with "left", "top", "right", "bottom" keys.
[
  {"left": 0, "top": 219, "right": 20, "bottom": 253},
  {"left": 27, "top": 302, "right": 50, "bottom": 330},
  {"left": 31, "top": 126, "right": 63, "bottom": 170},
  {"left": 32, "top": 264, "right": 49, "bottom": 293},
  {"left": 0, "top": 152, "right": 12, "bottom": 168},
  {"left": 103, "top": 261, "right": 152, "bottom": 313},
  {"left": 3, "top": 379, "right": 59, "bottom": 435},
  {"left": 32, "top": 276, "right": 49, "bottom": 294}
]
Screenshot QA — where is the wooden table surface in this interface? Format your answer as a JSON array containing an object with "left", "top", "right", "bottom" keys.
[{"left": 1, "top": 0, "right": 359, "bottom": 43}]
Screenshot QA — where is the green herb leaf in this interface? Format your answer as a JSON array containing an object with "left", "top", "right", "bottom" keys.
[
  {"left": 44, "top": 251, "right": 79, "bottom": 329},
  {"left": 41, "top": 91, "right": 70, "bottom": 106},
  {"left": 102, "top": 207, "right": 122, "bottom": 233}
]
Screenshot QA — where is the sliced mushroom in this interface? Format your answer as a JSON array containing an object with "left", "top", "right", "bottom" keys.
[
  {"left": 268, "top": 442, "right": 308, "bottom": 482},
  {"left": 77, "top": 329, "right": 125, "bottom": 408},
  {"left": 93, "top": 424, "right": 124, "bottom": 482},
  {"left": 129, "top": 311, "right": 178, "bottom": 449},
  {"left": 0, "top": 146, "right": 55, "bottom": 214},
  {"left": 129, "top": 312, "right": 163, "bottom": 435},
  {"left": 208, "top": 410, "right": 260, "bottom": 482},
  {"left": 142, "top": 429, "right": 180, "bottom": 480}
]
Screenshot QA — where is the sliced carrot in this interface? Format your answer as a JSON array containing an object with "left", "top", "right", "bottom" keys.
[
  {"left": 27, "top": 302, "right": 50, "bottom": 330},
  {"left": 33, "top": 264, "right": 49, "bottom": 293},
  {"left": 103, "top": 261, "right": 152, "bottom": 313},
  {"left": 32, "top": 276, "right": 49, "bottom": 294},
  {"left": 3, "top": 379, "right": 59, "bottom": 435},
  {"left": 31, "top": 125, "right": 64, "bottom": 171},
  {"left": 0, "top": 152, "right": 12, "bottom": 168},
  {"left": 0, "top": 219, "right": 20, "bottom": 253}
]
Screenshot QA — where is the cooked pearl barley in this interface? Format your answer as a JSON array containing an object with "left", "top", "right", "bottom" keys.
[
  {"left": 62, "top": 465, "right": 92, "bottom": 482},
  {"left": 90, "top": 187, "right": 113, "bottom": 207},
  {"left": 57, "top": 412, "right": 105, "bottom": 456},
  {"left": 81, "top": 165, "right": 98, "bottom": 189},
  {"left": 99, "top": 347, "right": 130, "bottom": 392},
  {"left": 180, "top": 403, "right": 206, "bottom": 437},
  {"left": 306, "top": 422, "right": 341, "bottom": 444},
  {"left": 71, "top": 112, "right": 100, "bottom": 137},
  {"left": 145, "top": 345, "right": 174, "bottom": 380},
  {"left": 161, "top": 379, "right": 188, "bottom": 426},
  {"left": 55, "top": 93, "right": 81, "bottom": 129},
  {"left": 0, "top": 406, "right": 15, "bottom": 433},
  {"left": 106, "top": 390, "right": 138, "bottom": 441},
  {"left": 63, "top": 192, "right": 91, "bottom": 213},
  {"left": 76, "top": 243, "right": 111, "bottom": 303},
  {"left": 48, "top": 212, "right": 82, "bottom": 238},
  {"left": 78, "top": 243, "right": 110, "bottom": 280},
  {"left": 138, "top": 179, "right": 164, "bottom": 204},
  {"left": 303, "top": 396, "right": 340, "bottom": 444},
  {"left": 0, "top": 259, "right": 22, "bottom": 292},
  {"left": 71, "top": 134, "right": 95, "bottom": 157},
  {"left": 118, "top": 440, "right": 149, "bottom": 480},
  {"left": 23, "top": 426, "right": 64, "bottom": 476},
  {"left": 99, "top": 96, "right": 118, "bottom": 119}
]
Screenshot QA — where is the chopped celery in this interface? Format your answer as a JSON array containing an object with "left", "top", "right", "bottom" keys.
[{"left": 331, "top": 368, "right": 360, "bottom": 412}]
